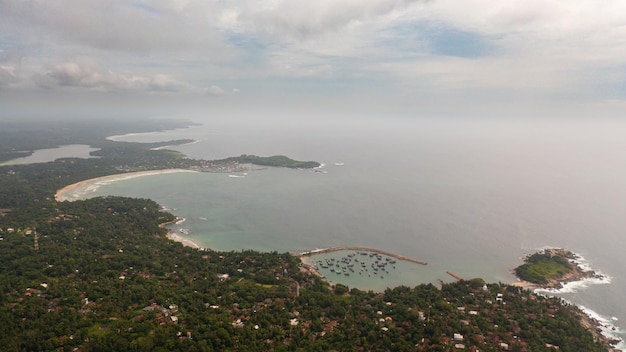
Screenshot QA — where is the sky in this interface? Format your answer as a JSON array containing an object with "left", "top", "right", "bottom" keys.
[{"left": 1, "top": 0, "right": 626, "bottom": 118}]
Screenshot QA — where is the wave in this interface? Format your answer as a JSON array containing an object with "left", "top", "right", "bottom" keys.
[
  {"left": 580, "top": 305, "right": 625, "bottom": 350},
  {"left": 533, "top": 250, "right": 611, "bottom": 294},
  {"left": 529, "top": 247, "right": 623, "bottom": 348}
]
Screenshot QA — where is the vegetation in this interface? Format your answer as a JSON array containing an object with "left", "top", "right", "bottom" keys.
[
  {"left": 221, "top": 154, "right": 321, "bottom": 169},
  {"left": 0, "top": 118, "right": 612, "bottom": 351},
  {"left": 515, "top": 252, "right": 574, "bottom": 284},
  {"left": 0, "top": 118, "right": 197, "bottom": 163}
]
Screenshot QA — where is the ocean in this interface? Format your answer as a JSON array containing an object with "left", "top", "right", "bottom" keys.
[{"left": 67, "top": 114, "right": 626, "bottom": 347}]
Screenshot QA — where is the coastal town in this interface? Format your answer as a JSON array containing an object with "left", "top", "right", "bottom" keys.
[{"left": 0, "top": 119, "right": 621, "bottom": 351}]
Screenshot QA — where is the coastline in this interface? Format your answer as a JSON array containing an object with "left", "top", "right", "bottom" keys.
[
  {"left": 54, "top": 168, "right": 624, "bottom": 350},
  {"left": 167, "top": 231, "right": 203, "bottom": 249},
  {"left": 575, "top": 308, "right": 623, "bottom": 352},
  {"left": 158, "top": 218, "right": 204, "bottom": 250},
  {"left": 513, "top": 248, "right": 622, "bottom": 351},
  {"left": 55, "top": 169, "right": 206, "bottom": 250},
  {"left": 54, "top": 169, "right": 197, "bottom": 202}
]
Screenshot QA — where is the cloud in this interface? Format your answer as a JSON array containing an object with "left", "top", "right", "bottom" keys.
[
  {"left": 0, "top": 0, "right": 231, "bottom": 55},
  {"left": 2, "top": 0, "right": 626, "bottom": 110},
  {"left": 149, "top": 74, "right": 191, "bottom": 92},
  {"left": 206, "top": 85, "right": 225, "bottom": 96},
  {"left": 235, "top": 0, "right": 419, "bottom": 39},
  {"left": 0, "top": 51, "right": 23, "bottom": 88},
  {"left": 0, "top": 64, "right": 18, "bottom": 88},
  {"left": 33, "top": 58, "right": 191, "bottom": 93}
]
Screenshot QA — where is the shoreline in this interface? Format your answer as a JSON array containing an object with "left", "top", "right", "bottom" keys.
[
  {"left": 55, "top": 169, "right": 197, "bottom": 202},
  {"left": 513, "top": 248, "right": 622, "bottom": 351},
  {"left": 166, "top": 231, "right": 203, "bottom": 249},
  {"left": 55, "top": 170, "right": 624, "bottom": 350},
  {"left": 160, "top": 217, "right": 205, "bottom": 250}
]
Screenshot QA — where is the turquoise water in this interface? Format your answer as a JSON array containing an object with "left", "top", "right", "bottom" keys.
[{"left": 72, "top": 115, "right": 626, "bottom": 346}]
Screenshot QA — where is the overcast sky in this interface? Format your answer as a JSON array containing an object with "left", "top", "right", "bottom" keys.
[{"left": 1, "top": 0, "right": 626, "bottom": 118}]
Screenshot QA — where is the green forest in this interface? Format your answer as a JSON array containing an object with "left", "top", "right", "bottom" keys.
[{"left": 0, "top": 118, "right": 611, "bottom": 351}]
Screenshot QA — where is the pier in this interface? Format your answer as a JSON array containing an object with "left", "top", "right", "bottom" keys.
[
  {"left": 297, "top": 246, "right": 427, "bottom": 265},
  {"left": 446, "top": 271, "right": 464, "bottom": 280}
]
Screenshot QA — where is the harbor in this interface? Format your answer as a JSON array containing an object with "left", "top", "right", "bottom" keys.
[
  {"left": 297, "top": 246, "right": 427, "bottom": 265},
  {"left": 297, "top": 247, "right": 432, "bottom": 290}
]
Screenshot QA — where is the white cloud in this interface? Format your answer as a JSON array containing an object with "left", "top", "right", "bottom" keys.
[
  {"left": 206, "top": 85, "right": 225, "bottom": 96},
  {"left": 0, "top": 51, "right": 23, "bottom": 88},
  {"left": 1, "top": 0, "right": 626, "bottom": 109},
  {"left": 149, "top": 74, "right": 191, "bottom": 92},
  {"left": 0, "top": 0, "right": 231, "bottom": 55},
  {"left": 235, "top": 0, "right": 417, "bottom": 39},
  {"left": 33, "top": 58, "right": 191, "bottom": 93},
  {"left": 0, "top": 64, "right": 18, "bottom": 88}
]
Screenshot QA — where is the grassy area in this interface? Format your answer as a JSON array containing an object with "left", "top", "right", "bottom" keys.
[{"left": 515, "top": 252, "right": 573, "bottom": 284}]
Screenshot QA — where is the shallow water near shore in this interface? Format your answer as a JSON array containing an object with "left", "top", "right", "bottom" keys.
[{"left": 69, "top": 115, "right": 626, "bottom": 348}]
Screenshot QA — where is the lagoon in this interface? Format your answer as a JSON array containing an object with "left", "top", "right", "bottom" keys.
[{"left": 1, "top": 144, "right": 99, "bottom": 165}]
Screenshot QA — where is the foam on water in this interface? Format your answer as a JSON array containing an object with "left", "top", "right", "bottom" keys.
[
  {"left": 530, "top": 248, "right": 623, "bottom": 349},
  {"left": 579, "top": 305, "right": 625, "bottom": 350}
]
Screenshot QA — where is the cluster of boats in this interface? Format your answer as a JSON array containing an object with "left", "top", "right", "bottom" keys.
[{"left": 312, "top": 251, "right": 398, "bottom": 279}]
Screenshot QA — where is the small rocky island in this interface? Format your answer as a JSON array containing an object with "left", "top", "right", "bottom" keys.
[{"left": 515, "top": 248, "right": 602, "bottom": 289}]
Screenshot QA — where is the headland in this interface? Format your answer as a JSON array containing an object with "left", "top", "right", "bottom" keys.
[{"left": 514, "top": 248, "right": 605, "bottom": 289}]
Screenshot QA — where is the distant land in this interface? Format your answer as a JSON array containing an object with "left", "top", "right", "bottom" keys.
[
  {"left": 220, "top": 154, "right": 321, "bottom": 169},
  {"left": 0, "top": 118, "right": 616, "bottom": 351}
]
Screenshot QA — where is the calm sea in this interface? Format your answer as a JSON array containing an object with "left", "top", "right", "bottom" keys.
[{"left": 77, "top": 114, "right": 626, "bottom": 346}]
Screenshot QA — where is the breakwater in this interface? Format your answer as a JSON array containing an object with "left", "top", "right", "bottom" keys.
[
  {"left": 446, "top": 271, "right": 464, "bottom": 280},
  {"left": 297, "top": 246, "right": 427, "bottom": 265}
]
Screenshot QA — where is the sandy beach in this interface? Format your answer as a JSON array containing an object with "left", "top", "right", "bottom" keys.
[
  {"left": 56, "top": 169, "right": 207, "bottom": 250},
  {"left": 167, "top": 231, "right": 203, "bottom": 249},
  {"left": 54, "top": 169, "right": 197, "bottom": 202},
  {"left": 510, "top": 280, "right": 536, "bottom": 288}
]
